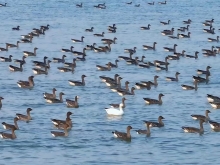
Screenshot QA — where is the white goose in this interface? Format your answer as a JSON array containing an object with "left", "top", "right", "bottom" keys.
[{"left": 105, "top": 104, "right": 124, "bottom": 116}]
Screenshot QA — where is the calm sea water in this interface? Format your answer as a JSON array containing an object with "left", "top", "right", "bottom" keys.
[{"left": 0, "top": 0, "right": 220, "bottom": 164}]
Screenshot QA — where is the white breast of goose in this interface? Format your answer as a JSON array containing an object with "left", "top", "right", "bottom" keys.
[{"left": 69, "top": 81, "right": 76, "bottom": 86}]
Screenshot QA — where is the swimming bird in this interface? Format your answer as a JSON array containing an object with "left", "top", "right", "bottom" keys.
[
  {"left": 192, "top": 72, "right": 209, "bottom": 84},
  {"left": 143, "top": 93, "right": 164, "bottom": 105},
  {"left": 140, "top": 24, "right": 151, "bottom": 30},
  {"left": 135, "top": 81, "right": 151, "bottom": 90},
  {"left": 118, "top": 52, "right": 133, "bottom": 61},
  {"left": 94, "top": 32, "right": 105, "bottom": 37},
  {"left": 148, "top": 2, "right": 154, "bottom": 5},
  {"left": 106, "top": 59, "right": 119, "bottom": 68},
  {"left": 85, "top": 27, "right": 94, "bottom": 32},
  {"left": 143, "top": 42, "right": 157, "bottom": 50},
  {"left": 160, "top": 20, "right": 170, "bottom": 25},
  {"left": 158, "top": 1, "right": 166, "bottom": 4},
  {"left": 209, "top": 102, "right": 220, "bottom": 109},
  {"left": 117, "top": 87, "right": 135, "bottom": 96},
  {"left": 109, "top": 97, "right": 127, "bottom": 109},
  {"left": 9, "top": 62, "right": 24, "bottom": 72},
  {"left": 64, "top": 58, "right": 76, "bottom": 68},
  {"left": 0, "top": 44, "right": 9, "bottom": 51},
  {"left": 20, "top": 36, "right": 33, "bottom": 43},
  {"left": 17, "top": 76, "right": 34, "bottom": 88},
  {"left": 66, "top": 96, "right": 79, "bottom": 108},
  {"left": 41, "top": 24, "right": 50, "bottom": 30},
  {"left": 35, "top": 60, "right": 51, "bottom": 69},
  {"left": 165, "top": 72, "right": 180, "bottom": 81},
  {"left": 2, "top": 117, "right": 19, "bottom": 130},
  {"left": 105, "top": 104, "right": 124, "bottom": 116},
  {"left": 71, "top": 36, "right": 84, "bottom": 43},
  {"left": 136, "top": 122, "right": 151, "bottom": 137},
  {"left": 32, "top": 65, "right": 48, "bottom": 75},
  {"left": 181, "top": 80, "right": 198, "bottom": 91},
  {"left": 72, "top": 48, "right": 86, "bottom": 56},
  {"left": 126, "top": 56, "right": 139, "bottom": 65},
  {"left": 96, "top": 62, "right": 111, "bottom": 71},
  {"left": 101, "top": 37, "right": 117, "bottom": 44},
  {"left": 99, "top": 74, "right": 119, "bottom": 83},
  {"left": 191, "top": 110, "right": 211, "bottom": 122},
  {"left": 16, "top": 108, "right": 32, "bottom": 122},
  {"left": 108, "top": 77, "right": 124, "bottom": 91},
  {"left": 209, "top": 120, "right": 220, "bottom": 130},
  {"left": 0, "top": 127, "right": 16, "bottom": 140},
  {"left": 168, "top": 33, "right": 179, "bottom": 39},
  {"left": 182, "top": 119, "right": 205, "bottom": 134},
  {"left": 61, "top": 46, "right": 74, "bottom": 52},
  {"left": 23, "top": 47, "right": 38, "bottom": 56},
  {"left": 112, "top": 126, "right": 132, "bottom": 141},
  {"left": 197, "top": 66, "right": 211, "bottom": 76},
  {"left": 154, "top": 57, "right": 169, "bottom": 66},
  {"left": 32, "top": 56, "right": 48, "bottom": 66},
  {"left": 43, "top": 88, "right": 57, "bottom": 99},
  {"left": 68, "top": 75, "right": 86, "bottom": 86},
  {"left": 76, "top": 3, "right": 82, "bottom": 7},
  {"left": 76, "top": 54, "right": 86, "bottom": 61},
  {"left": 57, "top": 64, "right": 74, "bottom": 73},
  {"left": 6, "top": 41, "right": 20, "bottom": 48},
  {"left": 207, "top": 94, "right": 220, "bottom": 102},
  {"left": 12, "top": 26, "right": 20, "bottom": 30},
  {"left": 54, "top": 118, "right": 72, "bottom": 130},
  {"left": 0, "top": 97, "right": 4, "bottom": 109},
  {"left": 185, "top": 51, "right": 199, "bottom": 59},
  {"left": 141, "top": 75, "right": 159, "bottom": 87},
  {"left": 179, "top": 32, "right": 191, "bottom": 38},
  {"left": 44, "top": 92, "right": 65, "bottom": 103},
  {"left": 143, "top": 116, "right": 165, "bottom": 127},
  {"left": 53, "top": 55, "right": 66, "bottom": 63},
  {"left": 51, "top": 124, "right": 69, "bottom": 137},
  {"left": 51, "top": 112, "right": 73, "bottom": 126},
  {"left": 183, "top": 19, "right": 192, "bottom": 24},
  {"left": 0, "top": 3, "right": 7, "bottom": 7},
  {"left": 163, "top": 44, "right": 178, "bottom": 52},
  {"left": 161, "top": 28, "right": 174, "bottom": 35},
  {"left": 205, "top": 18, "right": 214, "bottom": 23},
  {"left": 207, "top": 36, "right": 219, "bottom": 42},
  {"left": 126, "top": 2, "right": 132, "bottom": 4},
  {"left": 0, "top": 55, "right": 13, "bottom": 62}
]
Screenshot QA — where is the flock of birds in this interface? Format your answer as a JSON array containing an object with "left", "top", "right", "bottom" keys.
[{"left": 1, "top": 1, "right": 220, "bottom": 142}]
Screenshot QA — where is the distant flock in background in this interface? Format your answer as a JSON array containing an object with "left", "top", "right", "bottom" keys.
[{"left": 0, "top": 1, "right": 220, "bottom": 142}]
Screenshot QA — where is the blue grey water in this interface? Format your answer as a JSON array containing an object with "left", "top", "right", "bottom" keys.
[{"left": 0, "top": 0, "right": 220, "bottom": 164}]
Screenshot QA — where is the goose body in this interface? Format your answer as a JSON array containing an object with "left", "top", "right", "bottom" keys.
[
  {"left": 117, "top": 87, "right": 135, "bottom": 96},
  {"left": 105, "top": 104, "right": 124, "bottom": 116},
  {"left": 181, "top": 80, "right": 198, "bottom": 91},
  {"left": 72, "top": 48, "right": 86, "bottom": 56},
  {"left": 143, "top": 93, "right": 164, "bottom": 105},
  {"left": 165, "top": 72, "right": 180, "bottom": 81},
  {"left": 160, "top": 19, "right": 170, "bottom": 25},
  {"left": 179, "top": 32, "right": 191, "bottom": 38},
  {"left": 0, "top": 55, "right": 13, "bottom": 62},
  {"left": 44, "top": 92, "right": 65, "bottom": 103},
  {"left": 96, "top": 62, "right": 111, "bottom": 71},
  {"left": 53, "top": 55, "right": 66, "bottom": 63},
  {"left": 209, "top": 120, "right": 220, "bottom": 130},
  {"left": 143, "top": 42, "right": 157, "bottom": 50},
  {"left": 43, "top": 88, "right": 57, "bottom": 99},
  {"left": 20, "top": 37, "right": 33, "bottom": 43},
  {"left": 185, "top": 51, "right": 199, "bottom": 59},
  {"left": 207, "top": 94, "right": 220, "bottom": 102},
  {"left": 94, "top": 32, "right": 105, "bottom": 37},
  {"left": 136, "top": 122, "right": 151, "bottom": 136},
  {"left": 112, "top": 126, "right": 132, "bottom": 141},
  {"left": 197, "top": 66, "right": 211, "bottom": 76},
  {"left": 209, "top": 102, "right": 220, "bottom": 109},
  {"left": 14, "top": 56, "right": 26, "bottom": 64},
  {"left": 61, "top": 46, "right": 74, "bottom": 52},
  {"left": 191, "top": 110, "right": 211, "bottom": 122},
  {"left": 0, "top": 128, "right": 16, "bottom": 140},
  {"left": 71, "top": 36, "right": 84, "bottom": 43},
  {"left": 0, "top": 44, "right": 8, "bottom": 51},
  {"left": 66, "top": 96, "right": 79, "bottom": 108},
  {"left": 101, "top": 37, "right": 117, "bottom": 44},
  {"left": 17, "top": 76, "right": 34, "bottom": 88},
  {"left": 140, "top": 24, "right": 151, "bottom": 30},
  {"left": 68, "top": 75, "right": 86, "bottom": 86},
  {"left": 32, "top": 66, "right": 48, "bottom": 75},
  {"left": 2, "top": 117, "right": 19, "bottom": 130},
  {"left": 163, "top": 44, "right": 177, "bottom": 52},
  {"left": 51, "top": 112, "right": 73, "bottom": 126},
  {"left": 85, "top": 27, "right": 93, "bottom": 32},
  {"left": 109, "top": 97, "right": 126, "bottom": 109},
  {"left": 23, "top": 47, "right": 38, "bottom": 56},
  {"left": 16, "top": 108, "right": 32, "bottom": 122},
  {"left": 51, "top": 125, "right": 68, "bottom": 137},
  {"left": 6, "top": 41, "right": 20, "bottom": 48},
  {"left": 9, "top": 62, "right": 24, "bottom": 72},
  {"left": 182, "top": 119, "right": 205, "bottom": 134},
  {"left": 207, "top": 36, "right": 219, "bottom": 42},
  {"left": 143, "top": 116, "right": 165, "bottom": 127}
]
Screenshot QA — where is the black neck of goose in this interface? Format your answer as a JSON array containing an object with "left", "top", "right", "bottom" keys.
[
  {"left": 59, "top": 94, "right": 63, "bottom": 102},
  {"left": 108, "top": 64, "right": 111, "bottom": 70},
  {"left": 34, "top": 49, "right": 37, "bottom": 55},
  {"left": 174, "top": 46, "right": 176, "bottom": 53},
  {"left": 115, "top": 61, "right": 118, "bottom": 67},
  {"left": 114, "top": 75, "right": 118, "bottom": 82},
  {"left": 0, "top": 101, "right": 2, "bottom": 108},
  {"left": 194, "top": 81, "right": 198, "bottom": 91},
  {"left": 195, "top": 52, "right": 198, "bottom": 59},
  {"left": 53, "top": 90, "right": 56, "bottom": 95},
  {"left": 159, "top": 95, "right": 163, "bottom": 103},
  {"left": 75, "top": 96, "right": 78, "bottom": 103},
  {"left": 199, "top": 121, "right": 204, "bottom": 131},
  {"left": 47, "top": 61, "right": 50, "bottom": 68},
  {"left": 125, "top": 83, "right": 129, "bottom": 91},
  {"left": 14, "top": 119, "right": 19, "bottom": 129},
  {"left": 126, "top": 129, "right": 131, "bottom": 138},
  {"left": 82, "top": 77, "right": 85, "bottom": 85},
  {"left": 205, "top": 111, "right": 209, "bottom": 117},
  {"left": 19, "top": 63, "right": 23, "bottom": 69},
  {"left": 64, "top": 128, "right": 68, "bottom": 136},
  {"left": 153, "top": 43, "right": 156, "bottom": 49},
  {"left": 165, "top": 64, "right": 168, "bottom": 71},
  {"left": 158, "top": 118, "right": 164, "bottom": 125},
  {"left": 27, "top": 111, "right": 31, "bottom": 119},
  {"left": 122, "top": 99, "right": 125, "bottom": 105},
  {"left": 70, "top": 47, "right": 73, "bottom": 52},
  {"left": 176, "top": 74, "right": 179, "bottom": 81},
  {"left": 83, "top": 49, "right": 86, "bottom": 55},
  {"left": 29, "top": 78, "right": 34, "bottom": 86},
  {"left": 141, "top": 57, "right": 144, "bottom": 62},
  {"left": 81, "top": 37, "right": 84, "bottom": 42},
  {"left": 129, "top": 53, "right": 133, "bottom": 59},
  {"left": 131, "top": 88, "right": 135, "bottom": 95},
  {"left": 17, "top": 42, "right": 19, "bottom": 47},
  {"left": 12, "top": 129, "right": 16, "bottom": 139},
  {"left": 118, "top": 79, "right": 122, "bottom": 88},
  {"left": 154, "top": 77, "right": 158, "bottom": 85},
  {"left": 147, "top": 124, "right": 150, "bottom": 135},
  {"left": 44, "top": 58, "right": 47, "bottom": 64},
  {"left": 6, "top": 44, "right": 8, "bottom": 50}
]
